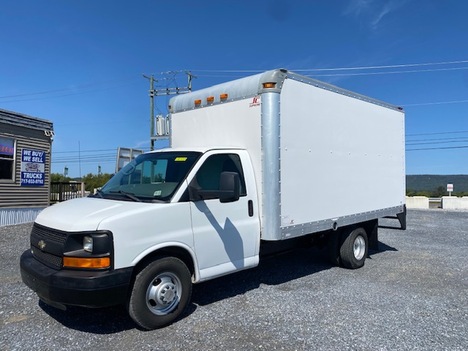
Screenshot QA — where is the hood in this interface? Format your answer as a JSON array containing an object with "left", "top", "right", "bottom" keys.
[{"left": 35, "top": 197, "right": 157, "bottom": 232}]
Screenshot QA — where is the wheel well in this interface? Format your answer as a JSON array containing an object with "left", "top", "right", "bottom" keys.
[
  {"left": 336, "top": 220, "right": 378, "bottom": 250},
  {"left": 133, "top": 246, "right": 196, "bottom": 281},
  {"left": 343, "top": 220, "right": 377, "bottom": 234}
]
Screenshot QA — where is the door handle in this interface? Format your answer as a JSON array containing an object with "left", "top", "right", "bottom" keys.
[{"left": 248, "top": 200, "right": 254, "bottom": 217}]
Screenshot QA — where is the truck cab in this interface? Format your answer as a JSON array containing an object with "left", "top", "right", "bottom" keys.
[{"left": 21, "top": 148, "right": 260, "bottom": 330}]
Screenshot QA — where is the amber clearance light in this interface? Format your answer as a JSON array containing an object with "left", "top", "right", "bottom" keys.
[
  {"left": 262, "top": 82, "right": 277, "bottom": 89},
  {"left": 63, "top": 256, "right": 111, "bottom": 269}
]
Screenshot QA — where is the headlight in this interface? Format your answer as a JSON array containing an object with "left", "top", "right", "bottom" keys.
[
  {"left": 63, "top": 231, "right": 113, "bottom": 270},
  {"left": 83, "top": 236, "right": 93, "bottom": 253}
]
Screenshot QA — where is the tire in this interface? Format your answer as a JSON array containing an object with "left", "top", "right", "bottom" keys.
[
  {"left": 339, "top": 227, "right": 368, "bottom": 269},
  {"left": 128, "top": 257, "right": 192, "bottom": 330}
]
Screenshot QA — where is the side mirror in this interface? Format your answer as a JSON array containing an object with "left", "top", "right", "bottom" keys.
[{"left": 219, "top": 171, "right": 240, "bottom": 203}]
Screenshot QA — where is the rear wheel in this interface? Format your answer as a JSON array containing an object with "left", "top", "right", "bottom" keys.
[
  {"left": 339, "top": 227, "right": 368, "bottom": 269},
  {"left": 128, "top": 257, "right": 192, "bottom": 330}
]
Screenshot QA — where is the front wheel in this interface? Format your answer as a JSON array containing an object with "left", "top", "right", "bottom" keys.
[
  {"left": 339, "top": 227, "right": 368, "bottom": 269},
  {"left": 128, "top": 257, "right": 192, "bottom": 330}
]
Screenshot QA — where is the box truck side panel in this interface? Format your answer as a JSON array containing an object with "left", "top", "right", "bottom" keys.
[{"left": 279, "top": 78, "right": 405, "bottom": 238}]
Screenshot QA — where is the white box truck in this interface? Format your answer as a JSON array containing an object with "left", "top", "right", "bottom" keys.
[{"left": 20, "top": 69, "right": 406, "bottom": 330}]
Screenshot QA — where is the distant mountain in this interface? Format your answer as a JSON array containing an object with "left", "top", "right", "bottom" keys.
[{"left": 406, "top": 175, "right": 468, "bottom": 193}]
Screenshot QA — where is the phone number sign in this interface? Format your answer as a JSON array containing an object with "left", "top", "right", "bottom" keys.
[{"left": 21, "top": 149, "right": 46, "bottom": 186}]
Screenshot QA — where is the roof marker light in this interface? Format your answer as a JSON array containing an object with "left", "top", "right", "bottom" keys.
[
  {"left": 220, "top": 93, "right": 228, "bottom": 100},
  {"left": 263, "top": 82, "right": 277, "bottom": 89},
  {"left": 194, "top": 99, "right": 202, "bottom": 107},
  {"left": 206, "top": 96, "right": 215, "bottom": 104}
]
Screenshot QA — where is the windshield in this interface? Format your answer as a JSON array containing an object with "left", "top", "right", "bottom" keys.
[{"left": 97, "top": 151, "right": 201, "bottom": 202}]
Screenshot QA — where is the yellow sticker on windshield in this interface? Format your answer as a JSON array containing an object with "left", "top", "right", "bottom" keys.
[{"left": 175, "top": 157, "right": 187, "bottom": 162}]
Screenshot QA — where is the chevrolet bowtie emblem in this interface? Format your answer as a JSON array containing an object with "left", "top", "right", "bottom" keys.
[{"left": 38, "top": 240, "right": 46, "bottom": 250}]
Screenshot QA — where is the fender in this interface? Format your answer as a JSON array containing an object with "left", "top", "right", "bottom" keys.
[{"left": 131, "top": 241, "right": 201, "bottom": 283}]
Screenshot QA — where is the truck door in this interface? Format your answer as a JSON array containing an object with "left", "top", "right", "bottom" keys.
[{"left": 188, "top": 152, "right": 260, "bottom": 279}]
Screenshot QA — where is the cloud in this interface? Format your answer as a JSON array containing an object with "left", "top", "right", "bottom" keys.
[
  {"left": 344, "top": 0, "right": 374, "bottom": 17},
  {"left": 371, "top": 1, "right": 405, "bottom": 28},
  {"left": 344, "top": 0, "right": 408, "bottom": 29}
]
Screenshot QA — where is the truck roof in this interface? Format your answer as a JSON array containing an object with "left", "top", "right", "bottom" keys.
[
  {"left": 148, "top": 147, "right": 245, "bottom": 155},
  {"left": 169, "top": 69, "right": 403, "bottom": 113}
]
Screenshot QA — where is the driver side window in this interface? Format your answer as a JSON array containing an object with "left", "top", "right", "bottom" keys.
[{"left": 195, "top": 154, "right": 246, "bottom": 196}]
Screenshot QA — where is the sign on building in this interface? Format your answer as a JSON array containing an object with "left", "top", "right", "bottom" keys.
[{"left": 21, "top": 149, "right": 45, "bottom": 186}]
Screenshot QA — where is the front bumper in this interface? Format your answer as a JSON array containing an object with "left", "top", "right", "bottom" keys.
[{"left": 20, "top": 250, "right": 133, "bottom": 308}]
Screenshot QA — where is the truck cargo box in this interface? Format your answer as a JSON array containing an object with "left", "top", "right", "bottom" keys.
[
  {"left": 170, "top": 70, "right": 405, "bottom": 240},
  {"left": 169, "top": 69, "right": 405, "bottom": 241}
]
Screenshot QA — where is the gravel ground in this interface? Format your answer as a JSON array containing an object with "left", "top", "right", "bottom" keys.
[{"left": 0, "top": 209, "right": 467, "bottom": 351}]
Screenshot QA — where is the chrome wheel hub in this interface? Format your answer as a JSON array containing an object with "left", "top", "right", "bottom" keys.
[{"left": 353, "top": 235, "right": 366, "bottom": 261}]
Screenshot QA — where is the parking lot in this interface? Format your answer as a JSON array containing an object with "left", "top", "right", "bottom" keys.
[{"left": 1, "top": 209, "right": 467, "bottom": 351}]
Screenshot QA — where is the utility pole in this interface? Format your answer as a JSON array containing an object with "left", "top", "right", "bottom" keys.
[
  {"left": 143, "top": 71, "right": 195, "bottom": 151},
  {"left": 143, "top": 74, "right": 156, "bottom": 150},
  {"left": 78, "top": 140, "right": 82, "bottom": 181}
]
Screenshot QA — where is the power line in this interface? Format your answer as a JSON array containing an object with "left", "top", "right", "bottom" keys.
[
  {"left": 407, "top": 145, "right": 468, "bottom": 151},
  {"left": 53, "top": 155, "right": 116, "bottom": 162},
  {"left": 407, "top": 136, "right": 468, "bottom": 143},
  {"left": 306, "top": 66, "right": 468, "bottom": 77},
  {"left": 52, "top": 159, "right": 116, "bottom": 165},
  {"left": 406, "top": 130, "right": 468, "bottom": 136},
  {"left": 53, "top": 148, "right": 118, "bottom": 154},
  {"left": 192, "top": 66, "right": 468, "bottom": 80},
  {"left": 293, "top": 59, "right": 468, "bottom": 72},
  {"left": 2, "top": 58, "right": 467, "bottom": 103},
  {"left": 406, "top": 133, "right": 468, "bottom": 151},
  {"left": 406, "top": 139, "right": 468, "bottom": 146},
  {"left": 401, "top": 99, "right": 468, "bottom": 107},
  {"left": 191, "top": 59, "right": 468, "bottom": 74},
  {"left": 0, "top": 77, "right": 140, "bottom": 103}
]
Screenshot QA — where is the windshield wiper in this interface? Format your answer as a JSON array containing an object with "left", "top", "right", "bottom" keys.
[
  {"left": 91, "top": 189, "right": 104, "bottom": 198},
  {"left": 109, "top": 190, "right": 142, "bottom": 202}
]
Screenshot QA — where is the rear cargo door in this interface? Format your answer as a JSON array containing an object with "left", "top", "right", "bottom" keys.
[{"left": 189, "top": 151, "right": 260, "bottom": 279}]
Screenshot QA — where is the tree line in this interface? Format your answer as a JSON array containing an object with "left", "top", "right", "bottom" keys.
[
  {"left": 51, "top": 173, "right": 113, "bottom": 192},
  {"left": 406, "top": 187, "right": 468, "bottom": 197},
  {"left": 406, "top": 175, "right": 468, "bottom": 197}
]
